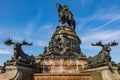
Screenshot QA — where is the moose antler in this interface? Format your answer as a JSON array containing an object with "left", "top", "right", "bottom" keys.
[
  {"left": 22, "top": 39, "right": 32, "bottom": 45},
  {"left": 4, "top": 38, "right": 14, "bottom": 46},
  {"left": 108, "top": 40, "right": 118, "bottom": 46},
  {"left": 91, "top": 40, "right": 103, "bottom": 46}
]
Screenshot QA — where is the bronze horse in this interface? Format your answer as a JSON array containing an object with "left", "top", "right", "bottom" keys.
[{"left": 56, "top": 3, "right": 76, "bottom": 30}]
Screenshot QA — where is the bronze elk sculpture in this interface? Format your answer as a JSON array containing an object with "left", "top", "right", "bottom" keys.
[
  {"left": 87, "top": 40, "right": 118, "bottom": 72},
  {"left": 4, "top": 38, "right": 36, "bottom": 67}
]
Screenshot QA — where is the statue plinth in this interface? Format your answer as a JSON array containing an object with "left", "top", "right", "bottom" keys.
[
  {"left": 42, "top": 25, "right": 86, "bottom": 59},
  {"left": 42, "top": 59, "right": 82, "bottom": 74},
  {"left": 0, "top": 65, "right": 37, "bottom": 80},
  {"left": 34, "top": 73, "right": 92, "bottom": 80},
  {"left": 36, "top": 25, "right": 87, "bottom": 74},
  {"left": 85, "top": 66, "right": 120, "bottom": 80}
]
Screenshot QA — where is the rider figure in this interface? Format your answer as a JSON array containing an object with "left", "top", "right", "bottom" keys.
[{"left": 62, "top": 5, "right": 73, "bottom": 21}]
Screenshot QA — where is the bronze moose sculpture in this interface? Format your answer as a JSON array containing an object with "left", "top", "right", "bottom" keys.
[
  {"left": 87, "top": 40, "right": 118, "bottom": 72},
  {"left": 4, "top": 38, "right": 36, "bottom": 67}
]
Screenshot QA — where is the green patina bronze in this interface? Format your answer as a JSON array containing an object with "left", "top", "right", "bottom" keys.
[
  {"left": 4, "top": 38, "right": 37, "bottom": 68},
  {"left": 86, "top": 40, "right": 118, "bottom": 72}
]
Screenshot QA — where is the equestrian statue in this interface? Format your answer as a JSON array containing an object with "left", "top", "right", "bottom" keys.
[{"left": 56, "top": 3, "right": 76, "bottom": 30}]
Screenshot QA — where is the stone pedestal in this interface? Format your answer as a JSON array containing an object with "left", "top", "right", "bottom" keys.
[
  {"left": 34, "top": 25, "right": 89, "bottom": 80},
  {"left": 0, "top": 65, "right": 36, "bottom": 80},
  {"left": 34, "top": 73, "right": 93, "bottom": 80},
  {"left": 85, "top": 66, "right": 120, "bottom": 80},
  {"left": 41, "top": 58, "right": 86, "bottom": 74},
  {"left": 36, "top": 25, "right": 87, "bottom": 73}
]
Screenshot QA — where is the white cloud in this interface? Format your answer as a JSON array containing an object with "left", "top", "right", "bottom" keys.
[
  {"left": 39, "top": 24, "right": 53, "bottom": 30},
  {"left": 38, "top": 24, "right": 55, "bottom": 39},
  {"left": 81, "top": 30, "right": 120, "bottom": 50},
  {"left": 82, "top": 30, "right": 120, "bottom": 42},
  {"left": 34, "top": 40, "right": 48, "bottom": 47},
  {"left": 79, "top": 0, "right": 93, "bottom": 10},
  {"left": 23, "top": 23, "right": 34, "bottom": 36},
  {"left": 92, "top": 5, "right": 120, "bottom": 20},
  {"left": 93, "top": 15, "right": 120, "bottom": 31},
  {"left": 76, "top": 5, "right": 120, "bottom": 31},
  {"left": 98, "top": 13, "right": 120, "bottom": 20},
  {"left": 32, "top": 24, "right": 54, "bottom": 47},
  {"left": 0, "top": 49, "right": 11, "bottom": 54},
  {"left": 0, "top": 32, "right": 3, "bottom": 36},
  {"left": 23, "top": 7, "right": 42, "bottom": 36}
]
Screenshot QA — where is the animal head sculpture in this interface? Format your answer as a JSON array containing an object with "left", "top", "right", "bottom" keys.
[
  {"left": 4, "top": 38, "right": 32, "bottom": 50},
  {"left": 91, "top": 40, "right": 118, "bottom": 52},
  {"left": 21, "top": 39, "right": 32, "bottom": 45},
  {"left": 4, "top": 38, "right": 32, "bottom": 45},
  {"left": 4, "top": 38, "right": 13, "bottom": 46}
]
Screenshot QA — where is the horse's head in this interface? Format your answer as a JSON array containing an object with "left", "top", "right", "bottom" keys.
[{"left": 56, "top": 3, "right": 62, "bottom": 11}]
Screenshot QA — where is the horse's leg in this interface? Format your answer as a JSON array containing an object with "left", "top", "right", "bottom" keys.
[
  {"left": 62, "top": 20, "right": 65, "bottom": 24},
  {"left": 72, "top": 19, "right": 76, "bottom": 30},
  {"left": 67, "top": 21, "right": 71, "bottom": 27}
]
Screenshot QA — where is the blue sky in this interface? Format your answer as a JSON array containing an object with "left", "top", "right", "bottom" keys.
[{"left": 0, "top": 0, "right": 120, "bottom": 66}]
